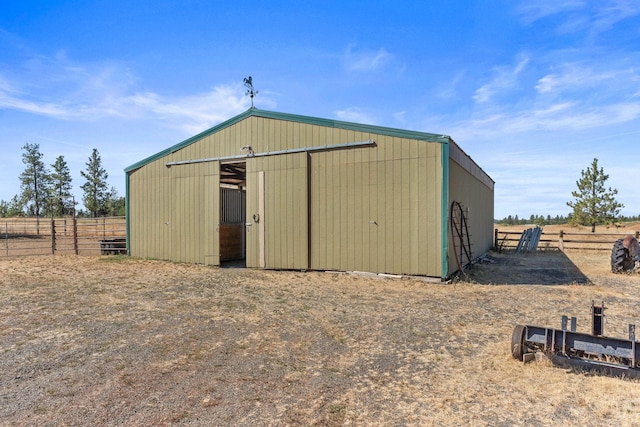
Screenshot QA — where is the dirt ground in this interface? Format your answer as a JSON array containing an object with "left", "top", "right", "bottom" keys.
[{"left": 2, "top": 250, "right": 640, "bottom": 426}]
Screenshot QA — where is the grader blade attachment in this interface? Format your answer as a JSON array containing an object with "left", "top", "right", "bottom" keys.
[{"left": 512, "top": 302, "right": 640, "bottom": 378}]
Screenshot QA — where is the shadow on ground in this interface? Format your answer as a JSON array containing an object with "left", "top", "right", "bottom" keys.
[{"left": 465, "top": 250, "right": 590, "bottom": 285}]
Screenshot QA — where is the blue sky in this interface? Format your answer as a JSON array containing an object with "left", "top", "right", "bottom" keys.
[{"left": 1, "top": 0, "right": 639, "bottom": 219}]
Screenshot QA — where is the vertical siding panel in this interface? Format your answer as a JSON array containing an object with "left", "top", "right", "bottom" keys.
[
  {"left": 354, "top": 145, "right": 363, "bottom": 271},
  {"left": 310, "top": 154, "right": 318, "bottom": 269},
  {"left": 393, "top": 158, "right": 403, "bottom": 274},
  {"left": 385, "top": 150, "right": 396, "bottom": 273},
  {"left": 267, "top": 159, "right": 275, "bottom": 267},
  {"left": 278, "top": 158, "right": 285, "bottom": 267},
  {"left": 360, "top": 161, "right": 370, "bottom": 272},
  {"left": 329, "top": 153, "right": 338, "bottom": 269},
  {"left": 292, "top": 160, "right": 299, "bottom": 268},
  {"left": 378, "top": 159, "right": 388, "bottom": 273},
  {"left": 286, "top": 159, "right": 294, "bottom": 267},
  {"left": 368, "top": 147, "right": 378, "bottom": 273},
  {"left": 187, "top": 173, "right": 195, "bottom": 262},
  {"left": 272, "top": 165, "right": 278, "bottom": 267},
  {"left": 270, "top": 163, "right": 278, "bottom": 267},
  {"left": 314, "top": 154, "right": 323, "bottom": 270},
  {"left": 353, "top": 161, "right": 363, "bottom": 270},
  {"left": 339, "top": 152, "right": 348, "bottom": 271},
  {"left": 417, "top": 143, "right": 428, "bottom": 275},
  {"left": 345, "top": 160, "right": 355, "bottom": 270},
  {"left": 428, "top": 150, "right": 441, "bottom": 274},
  {"left": 299, "top": 160, "right": 308, "bottom": 268},
  {"left": 316, "top": 153, "right": 327, "bottom": 269},
  {"left": 245, "top": 163, "right": 256, "bottom": 267},
  {"left": 401, "top": 157, "right": 412, "bottom": 274},
  {"left": 326, "top": 156, "right": 336, "bottom": 269},
  {"left": 335, "top": 150, "right": 343, "bottom": 270}
]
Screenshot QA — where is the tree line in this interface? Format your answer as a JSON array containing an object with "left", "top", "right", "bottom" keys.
[
  {"left": 497, "top": 158, "right": 636, "bottom": 229},
  {"left": 495, "top": 213, "right": 640, "bottom": 226},
  {"left": 0, "top": 143, "right": 124, "bottom": 218}
]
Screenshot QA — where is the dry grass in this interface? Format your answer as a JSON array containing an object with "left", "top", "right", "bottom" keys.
[{"left": 1, "top": 251, "right": 640, "bottom": 426}]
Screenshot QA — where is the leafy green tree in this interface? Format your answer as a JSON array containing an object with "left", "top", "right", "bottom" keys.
[
  {"left": 50, "top": 155, "right": 74, "bottom": 216},
  {"left": 81, "top": 148, "right": 109, "bottom": 217},
  {"left": 567, "top": 158, "right": 624, "bottom": 232},
  {"left": 19, "top": 143, "right": 51, "bottom": 218}
]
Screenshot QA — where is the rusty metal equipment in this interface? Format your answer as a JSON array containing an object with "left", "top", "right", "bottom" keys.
[
  {"left": 611, "top": 235, "right": 640, "bottom": 273},
  {"left": 511, "top": 302, "right": 640, "bottom": 378}
]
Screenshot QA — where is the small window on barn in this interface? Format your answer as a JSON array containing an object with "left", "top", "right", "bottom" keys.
[{"left": 221, "top": 187, "right": 246, "bottom": 224}]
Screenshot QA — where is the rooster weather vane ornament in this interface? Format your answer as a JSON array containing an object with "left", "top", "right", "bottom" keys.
[{"left": 243, "top": 76, "right": 258, "bottom": 108}]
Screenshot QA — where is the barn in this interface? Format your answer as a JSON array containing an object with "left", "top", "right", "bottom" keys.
[{"left": 124, "top": 108, "right": 494, "bottom": 279}]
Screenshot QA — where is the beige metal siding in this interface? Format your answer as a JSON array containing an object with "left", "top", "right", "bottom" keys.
[
  {"left": 245, "top": 153, "right": 308, "bottom": 269},
  {"left": 128, "top": 114, "right": 492, "bottom": 278},
  {"left": 128, "top": 160, "right": 173, "bottom": 260},
  {"left": 128, "top": 160, "right": 219, "bottom": 264},
  {"left": 310, "top": 136, "right": 443, "bottom": 276},
  {"left": 447, "top": 158, "right": 494, "bottom": 275},
  {"left": 169, "top": 162, "right": 220, "bottom": 264}
]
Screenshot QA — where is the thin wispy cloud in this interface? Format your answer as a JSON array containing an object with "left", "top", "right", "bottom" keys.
[
  {"left": 333, "top": 107, "right": 376, "bottom": 125},
  {"left": 434, "top": 71, "right": 467, "bottom": 101},
  {"left": 473, "top": 55, "right": 530, "bottom": 104},
  {"left": 516, "top": 0, "right": 586, "bottom": 24},
  {"left": 517, "top": 0, "right": 640, "bottom": 36},
  {"left": 129, "top": 87, "right": 249, "bottom": 135},
  {"left": 457, "top": 101, "right": 640, "bottom": 140},
  {"left": 591, "top": 0, "right": 640, "bottom": 33},
  {"left": 0, "top": 51, "right": 256, "bottom": 134},
  {"left": 343, "top": 45, "right": 393, "bottom": 72},
  {"left": 535, "top": 65, "right": 617, "bottom": 94}
]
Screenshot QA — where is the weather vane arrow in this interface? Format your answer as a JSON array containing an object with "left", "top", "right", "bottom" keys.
[{"left": 243, "top": 76, "right": 258, "bottom": 108}]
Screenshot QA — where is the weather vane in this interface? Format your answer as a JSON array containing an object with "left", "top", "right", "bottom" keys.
[{"left": 243, "top": 76, "right": 258, "bottom": 108}]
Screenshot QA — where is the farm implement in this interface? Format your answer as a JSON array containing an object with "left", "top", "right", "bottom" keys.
[
  {"left": 511, "top": 302, "right": 640, "bottom": 378},
  {"left": 611, "top": 235, "right": 640, "bottom": 273}
]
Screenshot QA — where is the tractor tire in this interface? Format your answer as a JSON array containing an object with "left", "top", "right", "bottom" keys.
[
  {"left": 611, "top": 238, "right": 634, "bottom": 273},
  {"left": 511, "top": 324, "right": 526, "bottom": 360}
]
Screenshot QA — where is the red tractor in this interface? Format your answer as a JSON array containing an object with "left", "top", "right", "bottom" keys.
[{"left": 611, "top": 235, "right": 640, "bottom": 273}]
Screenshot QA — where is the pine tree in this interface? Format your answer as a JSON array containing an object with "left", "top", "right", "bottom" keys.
[
  {"left": 50, "top": 155, "right": 74, "bottom": 216},
  {"left": 80, "top": 148, "right": 109, "bottom": 217},
  {"left": 104, "top": 186, "right": 126, "bottom": 217},
  {"left": 19, "top": 143, "right": 50, "bottom": 218},
  {"left": 567, "top": 158, "right": 624, "bottom": 232}
]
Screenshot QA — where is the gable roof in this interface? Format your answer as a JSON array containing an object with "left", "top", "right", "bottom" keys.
[{"left": 125, "top": 108, "right": 452, "bottom": 173}]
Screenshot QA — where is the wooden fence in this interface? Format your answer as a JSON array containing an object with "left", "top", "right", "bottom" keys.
[
  {"left": 495, "top": 229, "right": 640, "bottom": 252},
  {"left": 0, "top": 216, "right": 126, "bottom": 257}
]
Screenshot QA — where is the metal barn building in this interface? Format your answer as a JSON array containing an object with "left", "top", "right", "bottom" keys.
[{"left": 125, "top": 108, "right": 494, "bottom": 279}]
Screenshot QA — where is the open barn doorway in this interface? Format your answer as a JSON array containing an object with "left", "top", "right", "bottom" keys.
[{"left": 220, "top": 161, "right": 246, "bottom": 267}]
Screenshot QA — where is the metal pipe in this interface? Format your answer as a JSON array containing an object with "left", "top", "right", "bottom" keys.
[{"left": 165, "top": 140, "right": 376, "bottom": 167}]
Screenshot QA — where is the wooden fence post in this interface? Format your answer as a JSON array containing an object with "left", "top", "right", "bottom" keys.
[
  {"left": 559, "top": 230, "right": 564, "bottom": 252},
  {"left": 494, "top": 228, "right": 499, "bottom": 249},
  {"left": 51, "top": 219, "right": 55, "bottom": 254},
  {"left": 636, "top": 231, "right": 639, "bottom": 240},
  {"left": 73, "top": 217, "right": 78, "bottom": 255}
]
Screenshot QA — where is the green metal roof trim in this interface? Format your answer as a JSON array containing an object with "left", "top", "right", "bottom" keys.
[{"left": 124, "top": 108, "right": 451, "bottom": 174}]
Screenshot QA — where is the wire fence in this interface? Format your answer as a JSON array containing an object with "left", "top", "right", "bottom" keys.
[{"left": 0, "top": 216, "right": 126, "bottom": 257}]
